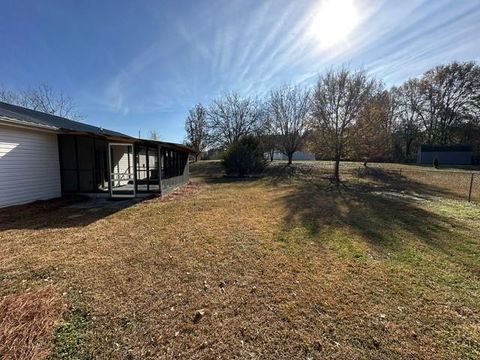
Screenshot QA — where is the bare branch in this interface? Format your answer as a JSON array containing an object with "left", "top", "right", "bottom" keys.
[
  {"left": 207, "top": 92, "right": 263, "bottom": 147},
  {"left": 0, "top": 83, "right": 81, "bottom": 119}
]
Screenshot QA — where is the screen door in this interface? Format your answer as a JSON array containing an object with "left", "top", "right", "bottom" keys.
[{"left": 109, "top": 143, "right": 135, "bottom": 198}]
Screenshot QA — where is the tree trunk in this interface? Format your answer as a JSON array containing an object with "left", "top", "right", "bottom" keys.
[
  {"left": 195, "top": 153, "right": 199, "bottom": 162},
  {"left": 287, "top": 153, "right": 293, "bottom": 165},
  {"left": 334, "top": 156, "right": 340, "bottom": 186}
]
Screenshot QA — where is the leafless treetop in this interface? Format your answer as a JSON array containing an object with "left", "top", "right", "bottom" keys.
[
  {"left": 267, "top": 85, "right": 311, "bottom": 163},
  {"left": 208, "top": 92, "right": 263, "bottom": 146},
  {"left": 185, "top": 103, "right": 209, "bottom": 160}
]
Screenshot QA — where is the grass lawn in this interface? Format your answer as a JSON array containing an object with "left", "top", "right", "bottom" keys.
[{"left": 1, "top": 161, "right": 479, "bottom": 359}]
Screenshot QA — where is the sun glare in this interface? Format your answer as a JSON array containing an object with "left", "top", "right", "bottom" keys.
[{"left": 310, "top": 0, "right": 359, "bottom": 49}]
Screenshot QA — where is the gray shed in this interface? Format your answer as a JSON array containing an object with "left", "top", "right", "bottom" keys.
[
  {"left": 416, "top": 145, "right": 473, "bottom": 165},
  {"left": 270, "top": 151, "right": 315, "bottom": 161}
]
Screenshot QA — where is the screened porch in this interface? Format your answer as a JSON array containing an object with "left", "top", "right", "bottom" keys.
[{"left": 57, "top": 134, "right": 190, "bottom": 198}]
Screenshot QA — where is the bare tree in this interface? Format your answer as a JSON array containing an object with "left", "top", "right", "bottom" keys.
[
  {"left": 267, "top": 85, "right": 311, "bottom": 164},
  {"left": 419, "top": 61, "right": 480, "bottom": 144},
  {"left": 391, "top": 80, "right": 424, "bottom": 160},
  {"left": 149, "top": 129, "right": 160, "bottom": 141},
  {"left": 207, "top": 92, "right": 263, "bottom": 147},
  {"left": 0, "top": 83, "right": 80, "bottom": 119},
  {"left": 311, "top": 68, "right": 377, "bottom": 184},
  {"left": 0, "top": 86, "right": 17, "bottom": 104},
  {"left": 185, "top": 103, "right": 209, "bottom": 161}
]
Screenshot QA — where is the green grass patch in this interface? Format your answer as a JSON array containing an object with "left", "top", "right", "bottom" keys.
[{"left": 49, "top": 292, "right": 91, "bottom": 360}]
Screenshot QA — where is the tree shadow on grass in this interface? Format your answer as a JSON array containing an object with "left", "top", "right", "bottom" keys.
[
  {"left": 357, "top": 167, "right": 464, "bottom": 200},
  {"left": 190, "top": 162, "right": 465, "bottom": 256},
  {"left": 275, "top": 168, "right": 469, "bottom": 258}
]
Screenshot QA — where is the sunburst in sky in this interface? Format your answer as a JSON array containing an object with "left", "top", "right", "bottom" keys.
[{"left": 310, "top": 0, "right": 359, "bottom": 49}]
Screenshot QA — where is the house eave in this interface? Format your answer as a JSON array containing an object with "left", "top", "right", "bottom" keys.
[
  {"left": 0, "top": 113, "right": 192, "bottom": 152},
  {"left": 0, "top": 116, "right": 60, "bottom": 133}
]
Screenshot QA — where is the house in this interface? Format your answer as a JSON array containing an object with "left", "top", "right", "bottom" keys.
[
  {"left": 269, "top": 150, "right": 315, "bottom": 161},
  {"left": 0, "top": 101, "right": 194, "bottom": 208},
  {"left": 416, "top": 144, "right": 473, "bottom": 165}
]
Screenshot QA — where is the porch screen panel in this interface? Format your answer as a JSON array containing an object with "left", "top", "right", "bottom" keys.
[
  {"left": 76, "top": 136, "right": 95, "bottom": 192},
  {"left": 94, "top": 139, "right": 109, "bottom": 191},
  {"left": 136, "top": 145, "right": 148, "bottom": 192},
  {"left": 58, "top": 135, "right": 78, "bottom": 192},
  {"left": 148, "top": 146, "right": 160, "bottom": 191},
  {"left": 160, "top": 148, "right": 166, "bottom": 179}
]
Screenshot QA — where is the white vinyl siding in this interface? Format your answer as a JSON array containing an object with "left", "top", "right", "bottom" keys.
[{"left": 0, "top": 125, "right": 61, "bottom": 208}]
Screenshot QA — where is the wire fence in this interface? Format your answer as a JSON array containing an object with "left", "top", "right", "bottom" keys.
[
  {"left": 287, "top": 162, "right": 480, "bottom": 203},
  {"left": 357, "top": 167, "right": 480, "bottom": 203}
]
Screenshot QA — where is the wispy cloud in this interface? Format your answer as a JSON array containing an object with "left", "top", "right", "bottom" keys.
[
  {"left": 91, "top": 0, "right": 479, "bottom": 139},
  {"left": 2, "top": 0, "right": 478, "bottom": 141}
]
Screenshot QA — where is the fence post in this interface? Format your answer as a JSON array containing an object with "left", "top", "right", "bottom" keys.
[{"left": 468, "top": 173, "right": 474, "bottom": 202}]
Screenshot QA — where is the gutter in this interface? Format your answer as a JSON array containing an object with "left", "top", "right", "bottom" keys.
[{"left": 0, "top": 116, "right": 59, "bottom": 133}]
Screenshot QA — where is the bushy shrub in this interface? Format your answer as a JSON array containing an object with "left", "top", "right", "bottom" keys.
[{"left": 222, "top": 136, "right": 266, "bottom": 177}]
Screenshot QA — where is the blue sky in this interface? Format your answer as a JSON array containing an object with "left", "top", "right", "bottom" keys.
[{"left": 1, "top": 0, "right": 479, "bottom": 143}]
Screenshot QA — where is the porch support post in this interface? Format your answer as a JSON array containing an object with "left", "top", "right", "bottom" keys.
[{"left": 158, "top": 145, "right": 163, "bottom": 195}]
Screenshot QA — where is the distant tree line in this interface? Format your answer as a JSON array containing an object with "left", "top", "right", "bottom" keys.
[{"left": 185, "top": 61, "right": 480, "bottom": 181}]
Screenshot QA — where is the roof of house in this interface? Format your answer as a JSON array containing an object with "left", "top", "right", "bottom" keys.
[
  {"left": 135, "top": 138, "right": 195, "bottom": 153},
  {"left": 0, "top": 101, "right": 194, "bottom": 153},
  {"left": 0, "top": 101, "right": 132, "bottom": 139},
  {"left": 419, "top": 144, "right": 473, "bottom": 152}
]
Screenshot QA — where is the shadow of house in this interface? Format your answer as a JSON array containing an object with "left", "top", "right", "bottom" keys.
[{"left": 0, "top": 196, "right": 144, "bottom": 231}]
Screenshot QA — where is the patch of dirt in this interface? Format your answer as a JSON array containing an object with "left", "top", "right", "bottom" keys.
[
  {"left": 0, "top": 287, "right": 67, "bottom": 360},
  {"left": 156, "top": 181, "right": 204, "bottom": 202}
]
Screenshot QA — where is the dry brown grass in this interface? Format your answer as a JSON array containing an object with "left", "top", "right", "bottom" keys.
[
  {"left": 292, "top": 160, "right": 480, "bottom": 202},
  {"left": 0, "top": 287, "right": 66, "bottom": 360},
  {"left": 0, "top": 161, "right": 479, "bottom": 359}
]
